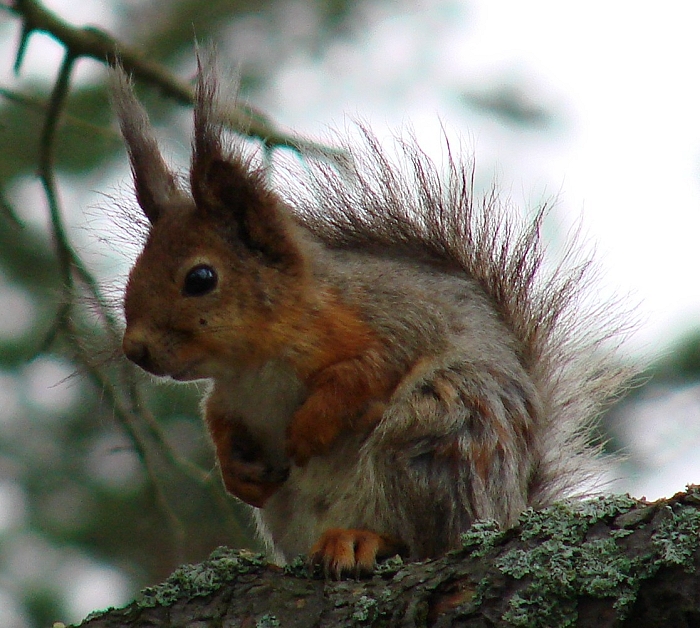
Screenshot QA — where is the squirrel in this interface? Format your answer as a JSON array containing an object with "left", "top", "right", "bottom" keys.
[{"left": 110, "top": 56, "right": 631, "bottom": 577}]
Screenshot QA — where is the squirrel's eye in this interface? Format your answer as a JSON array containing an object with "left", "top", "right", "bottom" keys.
[{"left": 183, "top": 264, "right": 218, "bottom": 297}]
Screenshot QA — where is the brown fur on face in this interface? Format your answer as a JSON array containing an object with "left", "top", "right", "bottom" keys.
[
  {"left": 122, "top": 204, "right": 310, "bottom": 379},
  {"left": 111, "top": 54, "right": 633, "bottom": 577}
]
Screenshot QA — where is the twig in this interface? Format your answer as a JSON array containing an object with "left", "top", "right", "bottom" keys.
[
  {"left": 7, "top": 0, "right": 291, "bottom": 553},
  {"left": 10, "top": 0, "right": 346, "bottom": 157},
  {"left": 83, "top": 361, "right": 188, "bottom": 557},
  {"left": 34, "top": 48, "right": 124, "bottom": 344},
  {"left": 37, "top": 49, "right": 76, "bottom": 288},
  {"left": 34, "top": 49, "right": 121, "bottom": 349},
  {"left": 25, "top": 21, "right": 244, "bottom": 548}
]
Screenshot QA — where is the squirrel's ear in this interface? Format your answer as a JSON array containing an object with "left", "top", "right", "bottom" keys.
[
  {"left": 189, "top": 56, "right": 303, "bottom": 269},
  {"left": 110, "top": 65, "right": 185, "bottom": 224}
]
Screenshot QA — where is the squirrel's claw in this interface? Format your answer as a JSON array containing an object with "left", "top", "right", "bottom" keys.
[
  {"left": 309, "top": 528, "right": 407, "bottom": 579},
  {"left": 309, "top": 528, "right": 381, "bottom": 579}
]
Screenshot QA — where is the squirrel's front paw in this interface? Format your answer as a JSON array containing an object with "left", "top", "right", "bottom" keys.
[
  {"left": 219, "top": 435, "right": 289, "bottom": 507},
  {"left": 219, "top": 456, "right": 289, "bottom": 508},
  {"left": 286, "top": 397, "right": 386, "bottom": 467}
]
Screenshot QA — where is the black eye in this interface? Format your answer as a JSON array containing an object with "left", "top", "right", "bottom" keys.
[{"left": 183, "top": 264, "right": 218, "bottom": 297}]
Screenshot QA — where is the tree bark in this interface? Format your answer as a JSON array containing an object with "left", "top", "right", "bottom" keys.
[{"left": 75, "top": 488, "right": 700, "bottom": 628}]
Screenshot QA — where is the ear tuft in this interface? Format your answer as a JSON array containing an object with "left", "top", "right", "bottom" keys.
[
  {"left": 110, "top": 65, "right": 185, "bottom": 224},
  {"left": 190, "top": 48, "right": 227, "bottom": 204},
  {"left": 189, "top": 52, "right": 303, "bottom": 269}
]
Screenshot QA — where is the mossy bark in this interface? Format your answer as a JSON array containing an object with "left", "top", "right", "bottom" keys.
[{"left": 75, "top": 488, "right": 700, "bottom": 628}]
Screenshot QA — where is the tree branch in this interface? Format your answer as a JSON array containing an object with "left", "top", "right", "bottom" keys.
[
  {"left": 9, "top": 0, "right": 345, "bottom": 156},
  {"left": 38, "top": 49, "right": 76, "bottom": 286},
  {"left": 74, "top": 490, "right": 700, "bottom": 628}
]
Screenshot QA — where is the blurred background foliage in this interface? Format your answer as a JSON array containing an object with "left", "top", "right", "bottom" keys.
[{"left": 0, "top": 1, "right": 699, "bottom": 627}]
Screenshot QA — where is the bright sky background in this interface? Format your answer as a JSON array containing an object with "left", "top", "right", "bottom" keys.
[{"left": 264, "top": 0, "right": 700, "bottom": 359}]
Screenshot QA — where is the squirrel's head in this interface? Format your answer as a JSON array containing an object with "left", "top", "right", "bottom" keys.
[{"left": 111, "top": 58, "right": 309, "bottom": 381}]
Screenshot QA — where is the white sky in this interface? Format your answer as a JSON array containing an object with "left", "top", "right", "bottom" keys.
[{"left": 267, "top": 0, "right": 700, "bottom": 359}]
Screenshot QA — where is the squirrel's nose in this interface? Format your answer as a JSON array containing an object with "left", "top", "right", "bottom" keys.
[{"left": 122, "top": 331, "right": 153, "bottom": 371}]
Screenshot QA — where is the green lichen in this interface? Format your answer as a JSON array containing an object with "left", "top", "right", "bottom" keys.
[
  {"left": 496, "top": 495, "right": 700, "bottom": 627},
  {"left": 256, "top": 614, "right": 280, "bottom": 628},
  {"left": 80, "top": 609, "right": 114, "bottom": 624},
  {"left": 498, "top": 536, "right": 637, "bottom": 626},
  {"left": 352, "top": 595, "right": 378, "bottom": 623},
  {"left": 459, "top": 519, "right": 504, "bottom": 557},
  {"left": 138, "top": 547, "right": 267, "bottom": 608},
  {"left": 283, "top": 555, "right": 313, "bottom": 578},
  {"left": 503, "top": 591, "right": 577, "bottom": 628},
  {"left": 517, "top": 494, "right": 637, "bottom": 543},
  {"left": 651, "top": 504, "right": 700, "bottom": 571},
  {"left": 609, "top": 528, "right": 634, "bottom": 539},
  {"left": 375, "top": 553, "right": 405, "bottom": 575}
]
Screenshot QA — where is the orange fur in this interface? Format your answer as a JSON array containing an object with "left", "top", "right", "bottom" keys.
[{"left": 283, "top": 296, "right": 399, "bottom": 465}]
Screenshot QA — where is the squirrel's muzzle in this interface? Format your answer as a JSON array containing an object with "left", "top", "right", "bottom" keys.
[{"left": 123, "top": 330, "right": 159, "bottom": 375}]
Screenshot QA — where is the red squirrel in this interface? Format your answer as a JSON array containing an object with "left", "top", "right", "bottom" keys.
[{"left": 111, "top": 56, "right": 631, "bottom": 577}]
